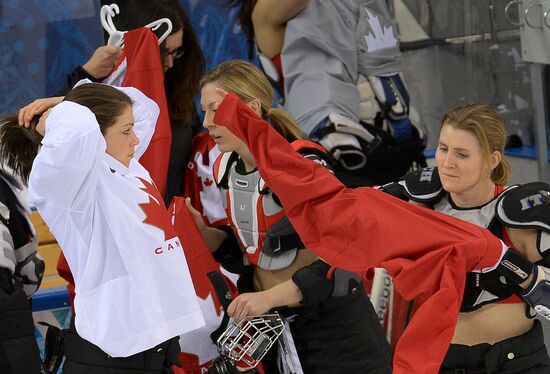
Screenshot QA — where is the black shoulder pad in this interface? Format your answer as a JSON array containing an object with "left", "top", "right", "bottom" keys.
[
  {"left": 378, "top": 181, "right": 407, "bottom": 201},
  {"left": 496, "top": 182, "right": 550, "bottom": 232},
  {"left": 399, "top": 166, "right": 445, "bottom": 204}
]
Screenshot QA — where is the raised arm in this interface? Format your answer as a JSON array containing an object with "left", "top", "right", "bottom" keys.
[
  {"left": 213, "top": 92, "right": 506, "bottom": 373},
  {"left": 252, "top": 0, "right": 308, "bottom": 57},
  {"left": 117, "top": 86, "right": 160, "bottom": 160},
  {"left": 27, "top": 101, "right": 105, "bottom": 212},
  {"left": 214, "top": 93, "right": 504, "bottom": 272}
]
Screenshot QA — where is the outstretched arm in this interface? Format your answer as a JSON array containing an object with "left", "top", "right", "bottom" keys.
[
  {"left": 213, "top": 93, "right": 504, "bottom": 273},
  {"left": 213, "top": 92, "right": 506, "bottom": 374}
]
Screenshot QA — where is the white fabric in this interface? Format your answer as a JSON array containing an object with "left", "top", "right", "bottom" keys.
[
  {"left": 277, "top": 317, "right": 304, "bottom": 374},
  {"left": 28, "top": 88, "right": 204, "bottom": 357}
]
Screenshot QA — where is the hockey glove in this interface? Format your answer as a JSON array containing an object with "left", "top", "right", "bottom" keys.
[{"left": 520, "top": 265, "right": 550, "bottom": 321}]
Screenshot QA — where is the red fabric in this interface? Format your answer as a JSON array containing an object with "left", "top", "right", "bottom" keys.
[
  {"left": 494, "top": 185, "right": 523, "bottom": 305},
  {"left": 170, "top": 196, "right": 238, "bottom": 372},
  {"left": 213, "top": 93, "right": 505, "bottom": 374},
  {"left": 271, "top": 53, "right": 284, "bottom": 87},
  {"left": 171, "top": 195, "right": 237, "bottom": 314},
  {"left": 56, "top": 253, "right": 75, "bottom": 306},
  {"left": 290, "top": 139, "right": 327, "bottom": 154},
  {"left": 122, "top": 28, "right": 171, "bottom": 197}
]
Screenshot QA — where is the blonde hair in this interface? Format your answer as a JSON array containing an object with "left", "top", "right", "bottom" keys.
[
  {"left": 200, "top": 60, "right": 303, "bottom": 142},
  {"left": 441, "top": 103, "right": 511, "bottom": 185}
]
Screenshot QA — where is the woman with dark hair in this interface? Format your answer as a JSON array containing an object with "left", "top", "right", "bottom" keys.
[
  {"left": 57, "top": 0, "right": 206, "bottom": 203},
  {"left": 7, "top": 82, "right": 204, "bottom": 373}
]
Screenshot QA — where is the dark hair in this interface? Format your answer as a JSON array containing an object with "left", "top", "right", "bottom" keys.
[
  {"left": 64, "top": 83, "right": 132, "bottom": 134},
  {"left": 0, "top": 115, "right": 42, "bottom": 184},
  {"left": 115, "top": 0, "right": 205, "bottom": 126},
  {"left": 0, "top": 83, "right": 131, "bottom": 184},
  {"left": 226, "top": 0, "right": 257, "bottom": 59}
]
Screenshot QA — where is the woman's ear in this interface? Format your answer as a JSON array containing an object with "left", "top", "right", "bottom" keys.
[
  {"left": 246, "top": 98, "right": 262, "bottom": 116},
  {"left": 490, "top": 150, "right": 502, "bottom": 171}
]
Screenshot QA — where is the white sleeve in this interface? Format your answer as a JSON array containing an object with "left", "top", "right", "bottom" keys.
[
  {"left": 27, "top": 101, "right": 105, "bottom": 212},
  {"left": 115, "top": 86, "right": 160, "bottom": 160},
  {"left": 72, "top": 80, "right": 160, "bottom": 159}
]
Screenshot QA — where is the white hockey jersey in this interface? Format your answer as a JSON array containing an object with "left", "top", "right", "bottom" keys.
[{"left": 27, "top": 87, "right": 204, "bottom": 357}]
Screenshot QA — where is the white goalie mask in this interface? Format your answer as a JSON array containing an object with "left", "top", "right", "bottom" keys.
[{"left": 217, "top": 313, "right": 285, "bottom": 368}]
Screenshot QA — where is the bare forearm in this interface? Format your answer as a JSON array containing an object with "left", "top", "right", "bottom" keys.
[
  {"left": 264, "top": 279, "right": 303, "bottom": 309},
  {"left": 203, "top": 226, "right": 227, "bottom": 253}
]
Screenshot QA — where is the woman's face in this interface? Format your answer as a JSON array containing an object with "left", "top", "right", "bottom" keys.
[
  {"left": 104, "top": 105, "right": 138, "bottom": 167},
  {"left": 161, "top": 29, "right": 183, "bottom": 72},
  {"left": 200, "top": 82, "right": 247, "bottom": 154},
  {"left": 435, "top": 125, "right": 497, "bottom": 195}
]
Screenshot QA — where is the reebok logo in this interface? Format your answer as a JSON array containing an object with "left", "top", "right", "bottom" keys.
[{"left": 501, "top": 260, "right": 528, "bottom": 280}]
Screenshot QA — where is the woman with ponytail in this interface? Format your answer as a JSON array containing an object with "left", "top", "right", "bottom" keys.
[
  {"left": 386, "top": 104, "right": 550, "bottom": 372},
  {"left": 188, "top": 60, "right": 392, "bottom": 373}
]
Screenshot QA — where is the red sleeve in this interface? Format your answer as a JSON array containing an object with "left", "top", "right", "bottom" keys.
[
  {"left": 214, "top": 93, "right": 505, "bottom": 373},
  {"left": 56, "top": 252, "right": 75, "bottom": 306}
]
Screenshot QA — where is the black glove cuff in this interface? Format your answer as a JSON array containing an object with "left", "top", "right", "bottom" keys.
[
  {"left": 496, "top": 248, "right": 535, "bottom": 285},
  {"left": 213, "top": 225, "right": 245, "bottom": 274},
  {"left": 292, "top": 260, "right": 334, "bottom": 308}
]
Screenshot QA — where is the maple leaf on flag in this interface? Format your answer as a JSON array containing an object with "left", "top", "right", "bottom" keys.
[
  {"left": 204, "top": 177, "right": 213, "bottom": 187},
  {"left": 137, "top": 177, "right": 177, "bottom": 241}
]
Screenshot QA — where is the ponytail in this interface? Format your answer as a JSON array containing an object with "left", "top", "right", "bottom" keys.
[
  {"left": 269, "top": 108, "right": 303, "bottom": 142},
  {"left": 491, "top": 157, "right": 511, "bottom": 185},
  {"left": 0, "top": 115, "right": 43, "bottom": 184}
]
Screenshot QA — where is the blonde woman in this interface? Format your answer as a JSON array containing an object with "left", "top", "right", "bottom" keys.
[
  {"left": 397, "top": 104, "right": 550, "bottom": 373},
  {"left": 189, "top": 60, "right": 392, "bottom": 373}
]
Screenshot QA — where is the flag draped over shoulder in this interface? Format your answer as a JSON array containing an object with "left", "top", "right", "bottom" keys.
[{"left": 170, "top": 196, "right": 237, "bottom": 373}]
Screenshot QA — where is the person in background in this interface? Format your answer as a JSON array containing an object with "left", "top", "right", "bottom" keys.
[
  {"left": 227, "top": 0, "right": 308, "bottom": 98},
  {"left": 0, "top": 121, "right": 45, "bottom": 374},
  {"left": 229, "top": 0, "right": 426, "bottom": 186},
  {"left": 56, "top": 0, "right": 205, "bottom": 204}
]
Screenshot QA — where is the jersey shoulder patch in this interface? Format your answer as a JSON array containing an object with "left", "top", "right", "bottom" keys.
[{"left": 399, "top": 166, "right": 444, "bottom": 203}]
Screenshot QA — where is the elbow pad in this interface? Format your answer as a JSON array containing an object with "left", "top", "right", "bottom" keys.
[
  {"left": 14, "top": 249, "right": 45, "bottom": 297},
  {"left": 292, "top": 260, "right": 362, "bottom": 309},
  {"left": 0, "top": 221, "right": 16, "bottom": 275}
]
